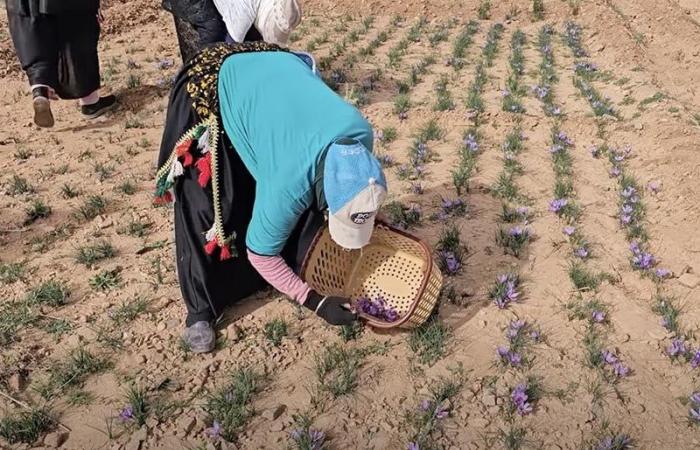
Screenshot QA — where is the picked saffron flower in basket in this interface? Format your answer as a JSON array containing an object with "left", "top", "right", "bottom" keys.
[{"left": 355, "top": 296, "right": 400, "bottom": 323}]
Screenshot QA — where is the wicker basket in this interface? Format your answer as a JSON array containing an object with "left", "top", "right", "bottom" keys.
[{"left": 300, "top": 222, "right": 443, "bottom": 329}]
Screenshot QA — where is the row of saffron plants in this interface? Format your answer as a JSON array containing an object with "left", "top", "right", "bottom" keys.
[
  {"left": 544, "top": 28, "right": 633, "bottom": 446},
  {"left": 321, "top": 16, "right": 378, "bottom": 90},
  {"left": 440, "top": 23, "right": 504, "bottom": 276},
  {"left": 317, "top": 15, "right": 376, "bottom": 75},
  {"left": 568, "top": 19, "right": 699, "bottom": 427},
  {"left": 493, "top": 30, "right": 541, "bottom": 447},
  {"left": 393, "top": 19, "right": 458, "bottom": 121},
  {"left": 562, "top": 22, "right": 616, "bottom": 117},
  {"left": 494, "top": 30, "right": 531, "bottom": 259}
]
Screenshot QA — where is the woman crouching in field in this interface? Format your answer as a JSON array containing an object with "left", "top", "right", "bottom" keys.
[{"left": 155, "top": 42, "right": 388, "bottom": 353}]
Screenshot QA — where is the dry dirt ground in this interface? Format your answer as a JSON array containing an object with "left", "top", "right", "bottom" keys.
[{"left": 1, "top": 0, "right": 700, "bottom": 449}]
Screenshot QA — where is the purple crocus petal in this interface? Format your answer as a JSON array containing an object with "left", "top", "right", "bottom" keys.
[
  {"left": 667, "top": 338, "right": 687, "bottom": 357},
  {"left": 609, "top": 167, "right": 621, "bottom": 178},
  {"left": 510, "top": 320, "right": 526, "bottom": 330},
  {"left": 509, "top": 226, "right": 523, "bottom": 236},
  {"left": 548, "top": 198, "right": 568, "bottom": 213},
  {"left": 691, "top": 352, "right": 700, "bottom": 369},
  {"left": 629, "top": 241, "right": 641, "bottom": 255},
  {"left": 690, "top": 408, "right": 700, "bottom": 423},
  {"left": 575, "top": 247, "right": 589, "bottom": 259},
  {"left": 497, "top": 346, "right": 510, "bottom": 357},
  {"left": 647, "top": 181, "right": 660, "bottom": 193},
  {"left": 419, "top": 399, "right": 431, "bottom": 411},
  {"left": 508, "top": 351, "right": 522, "bottom": 366},
  {"left": 309, "top": 429, "right": 326, "bottom": 448},
  {"left": 690, "top": 392, "right": 700, "bottom": 405},
  {"left": 613, "top": 362, "right": 630, "bottom": 378},
  {"left": 591, "top": 311, "right": 606, "bottom": 323},
  {"left": 119, "top": 405, "right": 134, "bottom": 421},
  {"left": 655, "top": 268, "right": 671, "bottom": 279},
  {"left": 407, "top": 443, "right": 420, "bottom": 450},
  {"left": 516, "top": 207, "right": 529, "bottom": 216},
  {"left": 601, "top": 350, "right": 618, "bottom": 365},
  {"left": 530, "top": 330, "right": 541, "bottom": 341},
  {"left": 205, "top": 421, "right": 222, "bottom": 439},
  {"left": 563, "top": 226, "right": 576, "bottom": 236},
  {"left": 290, "top": 429, "right": 303, "bottom": 441}
]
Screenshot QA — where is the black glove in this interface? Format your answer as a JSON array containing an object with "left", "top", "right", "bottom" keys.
[{"left": 304, "top": 290, "right": 357, "bottom": 326}]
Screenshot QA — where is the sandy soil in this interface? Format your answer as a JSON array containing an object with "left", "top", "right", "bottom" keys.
[{"left": 1, "top": 1, "right": 700, "bottom": 449}]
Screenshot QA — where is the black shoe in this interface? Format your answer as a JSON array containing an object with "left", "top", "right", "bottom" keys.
[
  {"left": 81, "top": 95, "right": 117, "bottom": 119},
  {"left": 32, "top": 87, "right": 54, "bottom": 128}
]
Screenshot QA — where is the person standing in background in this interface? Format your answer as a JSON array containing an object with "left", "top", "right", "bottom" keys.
[
  {"left": 162, "top": 0, "right": 263, "bottom": 63},
  {"left": 214, "top": 0, "right": 301, "bottom": 46},
  {"left": 5, "top": 0, "right": 117, "bottom": 128}
]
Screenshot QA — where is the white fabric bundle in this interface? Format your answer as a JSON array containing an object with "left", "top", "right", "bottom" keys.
[{"left": 214, "top": 0, "right": 302, "bottom": 46}]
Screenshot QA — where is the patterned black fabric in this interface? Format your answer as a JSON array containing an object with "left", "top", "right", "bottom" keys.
[{"left": 185, "top": 42, "right": 284, "bottom": 119}]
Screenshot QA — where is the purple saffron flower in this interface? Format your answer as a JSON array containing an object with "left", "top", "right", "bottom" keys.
[
  {"left": 463, "top": 134, "right": 479, "bottom": 152},
  {"left": 613, "top": 362, "right": 630, "bottom": 378},
  {"left": 690, "top": 393, "right": 700, "bottom": 405},
  {"left": 205, "top": 421, "right": 222, "bottom": 440},
  {"left": 563, "top": 226, "right": 576, "bottom": 236},
  {"left": 509, "top": 226, "right": 524, "bottom": 237},
  {"left": 629, "top": 240, "right": 641, "bottom": 254},
  {"left": 647, "top": 181, "right": 660, "bottom": 193},
  {"left": 510, "top": 319, "right": 526, "bottom": 331},
  {"left": 575, "top": 247, "right": 589, "bottom": 259},
  {"left": 632, "top": 252, "right": 656, "bottom": 270},
  {"left": 530, "top": 330, "right": 540, "bottom": 341},
  {"left": 557, "top": 131, "right": 573, "bottom": 146},
  {"left": 510, "top": 384, "right": 533, "bottom": 416},
  {"left": 411, "top": 183, "right": 424, "bottom": 195},
  {"left": 690, "top": 408, "right": 700, "bottom": 424},
  {"left": 549, "top": 144, "right": 564, "bottom": 154},
  {"left": 655, "top": 268, "right": 671, "bottom": 279},
  {"left": 601, "top": 350, "right": 618, "bottom": 365},
  {"left": 691, "top": 351, "right": 700, "bottom": 369},
  {"left": 408, "top": 443, "right": 420, "bottom": 450},
  {"left": 435, "top": 401, "right": 450, "bottom": 419},
  {"left": 590, "top": 145, "right": 601, "bottom": 158},
  {"left": 119, "top": 405, "right": 134, "bottom": 421},
  {"left": 516, "top": 206, "right": 529, "bottom": 216},
  {"left": 419, "top": 399, "right": 431, "bottom": 411},
  {"left": 399, "top": 111, "right": 408, "bottom": 120},
  {"left": 592, "top": 311, "right": 606, "bottom": 323},
  {"left": 439, "top": 251, "right": 461, "bottom": 275},
  {"left": 609, "top": 166, "right": 621, "bottom": 178},
  {"left": 621, "top": 187, "right": 637, "bottom": 198},
  {"left": 507, "top": 351, "right": 522, "bottom": 366},
  {"left": 497, "top": 346, "right": 510, "bottom": 358},
  {"left": 309, "top": 430, "right": 326, "bottom": 449},
  {"left": 549, "top": 198, "right": 568, "bottom": 213},
  {"left": 667, "top": 338, "right": 688, "bottom": 358}
]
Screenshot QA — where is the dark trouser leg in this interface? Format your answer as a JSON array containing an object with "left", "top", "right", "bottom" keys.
[
  {"left": 7, "top": 13, "right": 59, "bottom": 89},
  {"left": 54, "top": 12, "right": 101, "bottom": 99},
  {"left": 173, "top": 16, "right": 200, "bottom": 63}
]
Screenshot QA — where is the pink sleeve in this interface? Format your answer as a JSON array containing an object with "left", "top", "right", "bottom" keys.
[{"left": 247, "top": 250, "right": 311, "bottom": 304}]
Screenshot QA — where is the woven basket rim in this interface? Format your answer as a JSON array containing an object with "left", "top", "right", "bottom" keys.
[{"left": 300, "top": 221, "right": 434, "bottom": 329}]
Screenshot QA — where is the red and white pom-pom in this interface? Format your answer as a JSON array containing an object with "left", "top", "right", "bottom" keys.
[
  {"left": 195, "top": 152, "right": 212, "bottom": 187},
  {"left": 197, "top": 127, "right": 211, "bottom": 154},
  {"left": 166, "top": 159, "right": 184, "bottom": 184},
  {"left": 205, "top": 224, "right": 217, "bottom": 243}
]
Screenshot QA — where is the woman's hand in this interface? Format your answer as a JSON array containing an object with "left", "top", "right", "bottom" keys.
[{"left": 304, "top": 291, "right": 357, "bottom": 326}]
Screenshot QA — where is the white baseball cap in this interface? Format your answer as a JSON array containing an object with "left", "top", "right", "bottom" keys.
[{"left": 324, "top": 138, "right": 388, "bottom": 250}]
